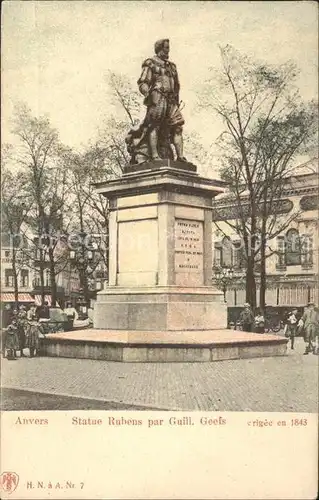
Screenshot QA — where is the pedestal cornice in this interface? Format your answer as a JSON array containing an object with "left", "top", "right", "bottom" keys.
[{"left": 94, "top": 162, "right": 226, "bottom": 199}]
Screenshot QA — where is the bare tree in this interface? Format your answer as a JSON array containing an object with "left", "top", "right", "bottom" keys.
[
  {"left": 1, "top": 167, "right": 32, "bottom": 307},
  {"left": 62, "top": 71, "right": 145, "bottom": 302},
  {"left": 202, "top": 45, "right": 317, "bottom": 310},
  {"left": 64, "top": 149, "right": 110, "bottom": 306},
  {"left": 10, "top": 103, "right": 70, "bottom": 306},
  {"left": 92, "top": 72, "right": 143, "bottom": 177}
]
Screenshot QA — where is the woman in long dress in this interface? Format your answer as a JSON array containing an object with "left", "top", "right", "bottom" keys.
[
  {"left": 17, "top": 306, "right": 28, "bottom": 357},
  {"left": 26, "top": 305, "right": 40, "bottom": 357}
]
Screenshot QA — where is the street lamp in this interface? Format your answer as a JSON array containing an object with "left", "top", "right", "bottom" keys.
[
  {"left": 69, "top": 235, "right": 95, "bottom": 309},
  {"left": 214, "top": 267, "right": 234, "bottom": 302}
]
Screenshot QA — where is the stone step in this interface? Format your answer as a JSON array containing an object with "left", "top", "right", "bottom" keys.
[{"left": 42, "top": 329, "right": 288, "bottom": 363}]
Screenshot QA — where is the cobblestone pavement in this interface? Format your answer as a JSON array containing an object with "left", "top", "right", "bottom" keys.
[
  {"left": 1, "top": 389, "right": 162, "bottom": 411},
  {"left": 2, "top": 337, "right": 318, "bottom": 412}
]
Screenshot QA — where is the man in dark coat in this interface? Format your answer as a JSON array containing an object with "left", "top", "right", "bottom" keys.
[
  {"left": 239, "top": 303, "right": 255, "bottom": 332},
  {"left": 38, "top": 301, "right": 50, "bottom": 320},
  {"left": 299, "top": 302, "right": 319, "bottom": 355}
]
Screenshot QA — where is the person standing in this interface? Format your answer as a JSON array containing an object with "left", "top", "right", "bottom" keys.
[
  {"left": 298, "top": 302, "right": 319, "bottom": 355},
  {"left": 239, "top": 303, "right": 255, "bottom": 332},
  {"left": 2, "top": 304, "right": 13, "bottom": 329},
  {"left": 63, "top": 302, "right": 78, "bottom": 331},
  {"left": 286, "top": 308, "right": 299, "bottom": 350},
  {"left": 26, "top": 305, "right": 40, "bottom": 357},
  {"left": 16, "top": 305, "right": 27, "bottom": 357},
  {"left": 3, "top": 318, "right": 20, "bottom": 360},
  {"left": 254, "top": 309, "right": 265, "bottom": 334},
  {"left": 1, "top": 305, "right": 13, "bottom": 356},
  {"left": 38, "top": 301, "right": 50, "bottom": 320}
]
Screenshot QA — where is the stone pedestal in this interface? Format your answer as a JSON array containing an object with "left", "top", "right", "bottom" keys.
[{"left": 93, "top": 160, "right": 227, "bottom": 332}]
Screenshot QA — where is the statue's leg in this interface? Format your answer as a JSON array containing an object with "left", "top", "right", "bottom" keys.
[
  {"left": 149, "top": 127, "right": 160, "bottom": 160},
  {"left": 172, "top": 126, "right": 186, "bottom": 161},
  {"left": 147, "top": 91, "right": 167, "bottom": 160}
]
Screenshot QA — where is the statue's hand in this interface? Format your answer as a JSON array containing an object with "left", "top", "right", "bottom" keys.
[{"left": 139, "top": 83, "right": 149, "bottom": 97}]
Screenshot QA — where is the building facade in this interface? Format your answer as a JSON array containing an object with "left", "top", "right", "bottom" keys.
[
  {"left": 1, "top": 227, "right": 107, "bottom": 309},
  {"left": 1, "top": 227, "right": 35, "bottom": 305},
  {"left": 212, "top": 171, "right": 319, "bottom": 307},
  {"left": 0, "top": 228, "right": 80, "bottom": 307}
]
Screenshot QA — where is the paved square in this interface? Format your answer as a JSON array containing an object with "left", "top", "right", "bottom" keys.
[{"left": 2, "top": 337, "right": 318, "bottom": 412}]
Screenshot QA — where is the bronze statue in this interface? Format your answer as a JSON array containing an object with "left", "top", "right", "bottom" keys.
[{"left": 125, "top": 39, "right": 187, "bottom": 164}]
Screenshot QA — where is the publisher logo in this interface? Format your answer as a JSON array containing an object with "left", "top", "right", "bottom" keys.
[{"left": 0, "top": 472, "right": 19, "bottom": 494}]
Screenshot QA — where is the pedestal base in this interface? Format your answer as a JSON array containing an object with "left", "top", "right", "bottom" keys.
[
  {"left": 94, "top": 287, "right": 227, "bottom": 331},
  {"left": 42, "top": 329, "right": 288, "bottom": 363}
]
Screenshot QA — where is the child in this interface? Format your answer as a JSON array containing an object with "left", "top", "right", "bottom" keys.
[
  {"left": 286, "top": 308, "right": 298, "bottom": 349},
  {"left": 3, "top": 319, "right": 20, "bottom": 360}
]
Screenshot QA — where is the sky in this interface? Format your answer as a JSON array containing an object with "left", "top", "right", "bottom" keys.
[{"left": 2, "top": 1, "right": 318, "bottom": 170}]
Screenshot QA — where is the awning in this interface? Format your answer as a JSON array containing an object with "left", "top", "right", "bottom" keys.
[
  {"left": 1, "top": 293, "right": 34, "bottom": 303},
  {"left": 34, "top": 295, "right": 52, "bottom": 306}
]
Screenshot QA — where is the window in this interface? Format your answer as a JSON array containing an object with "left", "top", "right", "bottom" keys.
[
  {"left": 33, "top": 269, "right": 51, "bottom": 288},
  {"left": 233, "top": 242, "right": 246, "bottom": 268},
  {"left": 33, "top": 274, "right": 41, "bottom": 287},
  {"left": 214, "top": 245, "right": 222, "bottom": 267},
  {"left": 277, "top": 236, "right": 285, "bottom": 268},
  {"left": 45, "top": 269, "right": 51, "bottom": 287},
  {"left": 34, "top": 248, "right": 41, "bottom": 260},
  {"left": 4, "top": 250, "right": 10, "bottom": 258},
  {"left": 5, "top": 269, "right": 14, "bottom": 287},
  {"left": 285, "top": 229, "right": 301, "bottom": 266},
  {"left": 301, "top": 235, "right": 313, "bottom": 267},
  {"left": 21, "top": 270, "right": 29, "bottom": 288},
  {"left": 221, "top": 236, "right": 233, "bottom": 267},
  {"left": 214, "top": 237, "right": 238, "bottom": 268}
]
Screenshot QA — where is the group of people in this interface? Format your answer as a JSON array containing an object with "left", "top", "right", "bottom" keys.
[
  {"left": 238, "top": 301, "right": 319, "bottom": 355},
  {"left": 238, "top": 304, "right": 264, "bottom": 333},
  {"left": 2, "top": 304, "right": 41, "bottom": 360},
  {"left": 286, "top": 301, "right": 319, "bottom": 355},
  {"left": 2, "top": 301, "right": 80, "bottom": 360}
]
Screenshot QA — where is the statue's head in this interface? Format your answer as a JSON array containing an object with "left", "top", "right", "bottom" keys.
[{"left": 154, "top": 39, "right": 170, "bottom": 60}]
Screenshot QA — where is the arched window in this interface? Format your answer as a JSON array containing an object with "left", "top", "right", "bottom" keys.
[
  {"left": 233, "top": 241, "right": 246, "bottom": 268},
  {"left": 214, "top": 237, "right": 233, "bottom": 268},
  {"left": 213, "top": 237, "right": 246, "bottom": 268},
  {"left": 285, "top": 229, "right": 301, "bottom": 265}
]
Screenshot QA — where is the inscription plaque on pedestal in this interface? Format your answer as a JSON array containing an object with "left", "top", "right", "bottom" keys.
[{"left": 174, "top": 219, "right": 204, "bottom": 274}]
